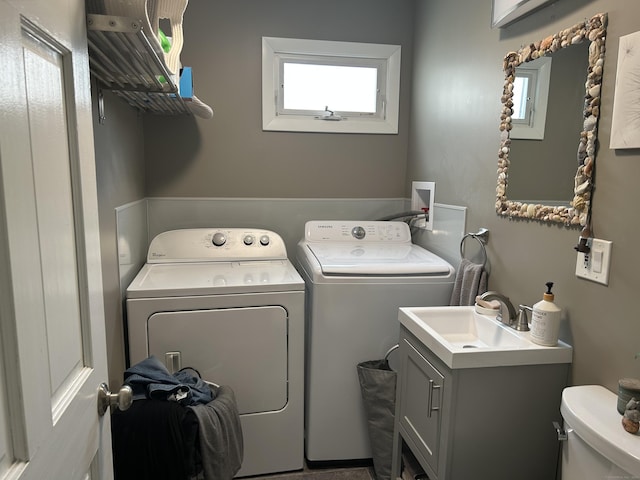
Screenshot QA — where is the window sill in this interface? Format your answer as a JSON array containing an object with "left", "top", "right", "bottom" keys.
[{"left": 262, "top": 115, "right": 398, "bottom": 134}]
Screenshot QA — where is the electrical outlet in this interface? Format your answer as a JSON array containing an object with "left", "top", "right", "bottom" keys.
[{"left": 575, "top": 238, "right": 612, "bottom": 285}]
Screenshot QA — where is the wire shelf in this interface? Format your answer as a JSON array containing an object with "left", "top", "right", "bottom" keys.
[{"left": 86, "top": 13, "right": 189, "bottom": 115}]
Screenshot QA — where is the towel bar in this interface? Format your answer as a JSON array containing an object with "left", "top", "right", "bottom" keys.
[{"left": 459, "top": 228, "right": 489, "bottom": 267}]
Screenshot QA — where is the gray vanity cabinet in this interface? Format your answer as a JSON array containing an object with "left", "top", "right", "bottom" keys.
[
  {"left": 396, "top": 336, "right": 446, "bottom": 476},
  {"left": 391, "top": 325, "right": 569, "bottom": 480}
]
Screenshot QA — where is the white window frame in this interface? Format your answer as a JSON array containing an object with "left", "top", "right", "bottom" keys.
[
  {"left": 511, "top": 56, "right": 552, "bottom": 140},
  {"left": 262, "top": 37, "right": 401, "bottom": 134}
]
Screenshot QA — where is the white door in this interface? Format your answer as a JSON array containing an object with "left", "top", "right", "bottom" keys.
[{"left": 0, "top": 0, "right": 112, "bottom": 479}]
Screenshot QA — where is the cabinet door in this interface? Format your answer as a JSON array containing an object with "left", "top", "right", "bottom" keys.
[{"left": 398, "top": 338, "right": 444, "bottom": 476}]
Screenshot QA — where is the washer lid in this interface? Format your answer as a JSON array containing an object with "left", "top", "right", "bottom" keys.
[
  {"left": 126, "top": 260, "right": 304, "bottom": 298},
  {"left": 305, "top": 243, "right": 453, "bottom": 275}
]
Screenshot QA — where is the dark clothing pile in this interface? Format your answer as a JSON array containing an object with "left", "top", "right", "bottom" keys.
[
  {"left": 112, "top": 356, "right": 243, "bottom": 480},
  {"left": 112, "top": 399, "right": 202, "bottom": 480},
  {"left": 124, "top": 355, "right": 214, "bottom": 406}
]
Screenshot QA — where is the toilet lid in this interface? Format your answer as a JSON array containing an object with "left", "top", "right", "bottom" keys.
[{"left": 561, "top": 385, "right": 640, "bottom": 477}]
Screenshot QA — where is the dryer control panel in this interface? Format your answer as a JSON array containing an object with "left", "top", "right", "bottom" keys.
[
  {"left": 304, "top": 221, "right": 412, "bottom": 243},
  {"left": 147, "top": 228, "right": 288, "bottom": 263}
]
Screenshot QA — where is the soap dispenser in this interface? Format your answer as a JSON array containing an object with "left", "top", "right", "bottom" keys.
[{"left": 530, "top": 282, "right": 562, "bottom": 346}]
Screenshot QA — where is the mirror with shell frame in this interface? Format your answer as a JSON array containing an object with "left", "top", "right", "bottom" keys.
[{"left": 496, "top": 13, "right": 607, "bottom": 227}]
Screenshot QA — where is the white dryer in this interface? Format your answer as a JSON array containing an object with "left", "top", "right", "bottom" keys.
[
  {"left": 296, "top": 221, "right": 455, "bottom": 463},
  {"left": 126, "top": 228, "right": 305, "bottom": 477}
]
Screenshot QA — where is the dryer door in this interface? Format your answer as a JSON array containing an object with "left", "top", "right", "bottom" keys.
[{"left": 147, "top": 306, "right": 288, "bottom": 414}]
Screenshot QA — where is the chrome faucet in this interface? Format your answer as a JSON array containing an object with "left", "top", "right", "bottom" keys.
[
  {"left": 479, "top": 291, "right": 518, "bottom": 327},
  {"left": 515, "top": 305, "right": 533, "bottom": 332}
]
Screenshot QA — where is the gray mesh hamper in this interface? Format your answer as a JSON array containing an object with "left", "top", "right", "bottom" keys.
[{"left": 357, "top": 345, "right": 398, "bottom": 480}]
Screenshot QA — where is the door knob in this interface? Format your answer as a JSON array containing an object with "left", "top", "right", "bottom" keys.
[{"left": 98, "top": 382, "right": 133, "bottom": 416}]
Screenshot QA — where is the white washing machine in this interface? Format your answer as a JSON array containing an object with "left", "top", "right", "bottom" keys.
[
  {"left": 126, "top": 228, "right": 305, "bottom": 477},
  {"left": 296, "top": 220, "right": 455, "bottom": 463}
]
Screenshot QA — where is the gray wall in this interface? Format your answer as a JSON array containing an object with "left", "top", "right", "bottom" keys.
[
  {"left": 93, "top": 88, "right": 145, "bottom": 388},
  {"left": 143, "top": 0, "right": 416, "bottom": 198},
  {"left": 408, "top": 0, "right": 640, "bottom": 390},
  {"left": 94, "top": 0, "right": 640, "bottom": 393},
  {"left": 94, "top": 0, "right": 416, "bottom": 387}
]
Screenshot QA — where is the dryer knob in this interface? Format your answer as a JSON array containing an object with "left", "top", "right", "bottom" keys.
[
  {"left": 260, "top": 235, "right": 270, "bottom": 246},
  {"left": 212, "top": 232, "right": 227, "bottom": 247},
  {"left": 243, "top": 235, "right": 255, "bottom": 246}
]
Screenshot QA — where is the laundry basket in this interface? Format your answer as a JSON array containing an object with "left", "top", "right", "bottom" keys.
[{"left": 357, "top": 345, "right": 399, "bottom": 480}]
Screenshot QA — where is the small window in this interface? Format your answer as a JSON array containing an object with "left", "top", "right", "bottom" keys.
[
  {"left": 510, "top": 56, "right": 552, "bottom": 140},
  {"left": 262, "top": 37, "right": 401, "bottom": 134},
  {"left": 279, "top": 59, "right": 382, "bottom": 116}
]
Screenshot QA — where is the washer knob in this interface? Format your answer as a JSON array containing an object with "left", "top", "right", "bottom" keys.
[
  {"left": 212, "top": 232, "right": 227, "bottom": 247},
  {"left": 243, "top": 235, "right": 255, "bottom": 246},
  {"left": 260, "top": 235, "right": 270, "bottom": 246},
  {"left": 351, "top": 226, "right": 366, "bottom": 240}
]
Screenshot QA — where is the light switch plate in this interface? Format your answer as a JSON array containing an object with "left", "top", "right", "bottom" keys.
[{"left": 575, "top": 238, "right": 612, "bottom": 285}]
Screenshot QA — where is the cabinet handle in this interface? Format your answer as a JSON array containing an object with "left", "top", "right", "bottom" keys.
[{"left": 427, "top": 379, "right": 441, "bottom": 418}]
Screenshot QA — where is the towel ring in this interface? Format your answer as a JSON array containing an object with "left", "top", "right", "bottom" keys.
[{"left": 459, "top": 228, "right": 489, "bottom": 267}]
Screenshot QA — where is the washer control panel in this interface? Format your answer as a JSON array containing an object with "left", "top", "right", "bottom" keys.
[
  {"left": 304, "top": 221, "right": 412, "bottom": 243},
  {"left": 147, "top": 228, "right": 287, "bottom": 263}
]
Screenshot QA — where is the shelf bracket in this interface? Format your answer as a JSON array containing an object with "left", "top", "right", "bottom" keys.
[{"left": 98, "top": 88, "right": 106, "bottom": 124}]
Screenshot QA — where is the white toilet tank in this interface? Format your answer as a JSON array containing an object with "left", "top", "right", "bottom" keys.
[{"left": 561, "top": 385, "right": 640, "bottom": 479}]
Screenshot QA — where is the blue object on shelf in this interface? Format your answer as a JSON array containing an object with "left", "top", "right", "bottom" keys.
[{"left": 180, "top": 67, "right": 193, "bottom": 99}]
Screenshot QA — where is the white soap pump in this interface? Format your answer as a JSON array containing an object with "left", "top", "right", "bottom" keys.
[{"left": 530, "top": 282, "right": 562, "bottom": 346}]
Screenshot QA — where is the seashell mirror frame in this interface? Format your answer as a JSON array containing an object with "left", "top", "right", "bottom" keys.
[{"left": 496, "top": 13, "right": 607, "bottom": 226}]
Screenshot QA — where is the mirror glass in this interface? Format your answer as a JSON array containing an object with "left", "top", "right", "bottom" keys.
[{"left": 496, "top": 13, "right": 607, "bottom": 226}]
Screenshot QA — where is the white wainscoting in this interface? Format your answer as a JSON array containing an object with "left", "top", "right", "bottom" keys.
[
  {"left": 413, "top": 203, "right": 467, "bottom": 268},
  {"left": 145, "top": 196, "right": 409, "bottom": 255},
  {"left": 116, "top": 197, "right": 467, "bottom": 297}
]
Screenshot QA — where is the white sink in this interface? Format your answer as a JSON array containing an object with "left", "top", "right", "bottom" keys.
[{"left": 399, "top": 306, "right": 572, "bottom": 369}]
